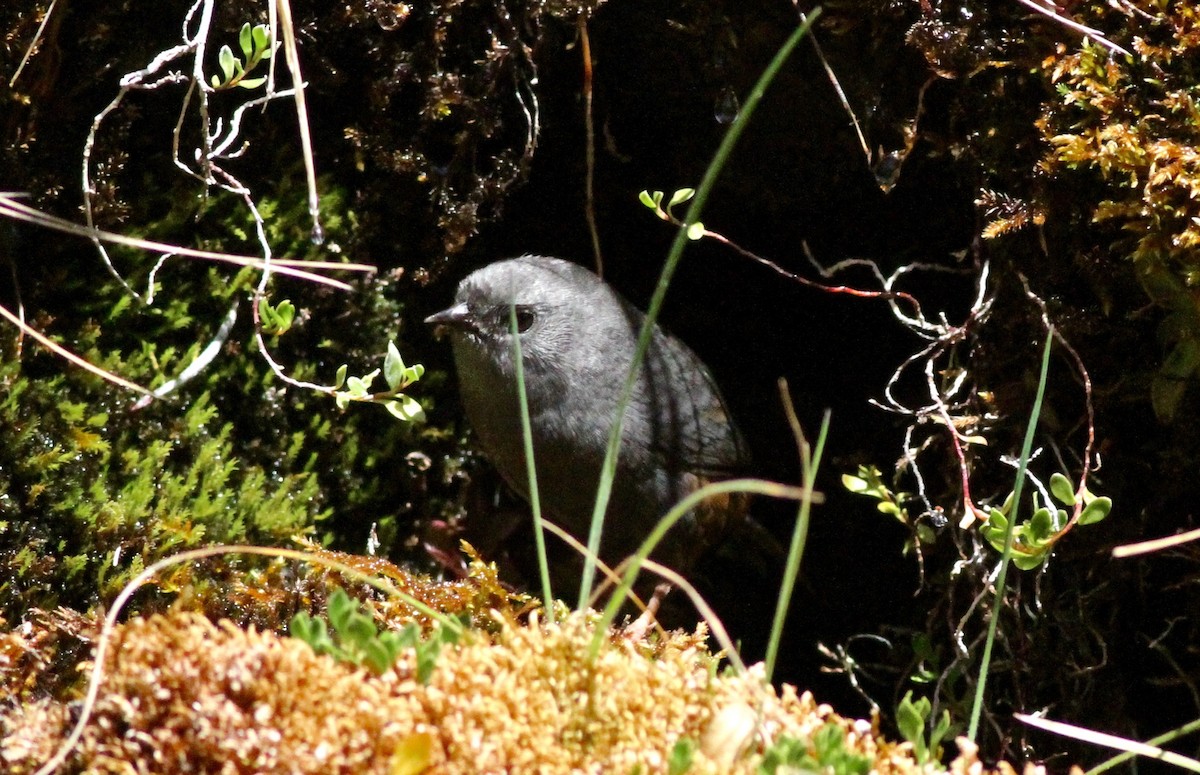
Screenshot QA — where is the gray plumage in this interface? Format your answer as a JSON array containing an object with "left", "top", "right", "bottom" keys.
[{"left": 425, "top": 255, "right": 748, "bottom": 569}]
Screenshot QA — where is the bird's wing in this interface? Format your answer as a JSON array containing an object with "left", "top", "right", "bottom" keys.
[{"left": 643, "top": 331, "right": 750, "bottom": 479}]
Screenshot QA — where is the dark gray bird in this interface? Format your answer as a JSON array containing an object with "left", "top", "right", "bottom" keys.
[{"left": 425, "top": 255, "right": 749, "bottom": 572}]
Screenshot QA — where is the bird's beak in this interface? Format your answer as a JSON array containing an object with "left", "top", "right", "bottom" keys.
[{"left": 424, "top": 302, "right": 479, "bottom": 336}]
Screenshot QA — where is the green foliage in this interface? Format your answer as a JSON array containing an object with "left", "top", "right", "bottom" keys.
[
  {"left": 979, "top": 473, "right": 1111, "bottom": 570},
  {"left": 333, "top": 340, "right": 427, "bottom": 422},
  {"left": 757, "top": 723, "right": 871, "bottom": 775},
  {"left": 846, "top": 460, "right": 1110, "bottom": 571},
  {"left": 639, "top": 188, "right": 705, "bottom": 240},
  {"left": 667, "top": 737, "right": 696, "bottom": 775},
  {"left": 842, "top": 464, "right": 934, "bottom": 549},
  {"left": 896, "top": 691, "right": 953, "bottom": 766},
  {"left": 290, "top": 588, "right": 462, "bottom": 679},
  {"left": 210, "top": 23, "right": 273, "bottom": 90},
  {"left": 259, "top": 297, "right": 296, "bottom": 335},
  {"left": 0, "top": 355, "right": 326, "bottom": 614}
]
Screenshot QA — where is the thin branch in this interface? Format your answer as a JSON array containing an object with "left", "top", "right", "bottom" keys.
[
  {"left": 130, "top": 300, "right": 239, "bottom": 410},
  {"left": 578, "top": 16, "right": 603, "bottom": 277},
  {"left": 1113, "top": 527, "right": 1200, "bottom": 559},
  {"left": 0, "top": 195, "right": 371, "bottom": 289},
  {"left": 804, "top": 16, "right": 870, "bottom": 165},
  {"left": 1014, "top": 0, "right": 1133, "bottom": 59},
  {"left": 8, "top": 0, "right": 59, "bottom": 88},
  {"left": 275, "top": 0, "right": 323, "bottom": 243},
  {"left": 0, "top": 302, "right": 152, "bottom": 397}
]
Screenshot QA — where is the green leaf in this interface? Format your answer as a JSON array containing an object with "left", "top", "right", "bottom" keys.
[
  {"left": 1013, "top": 552, "right": 1047, "bottom": 571},
  {"left": 686, "top": 222, "right": 705, "bottom": 240},
  {"left": 362, "top": 638, "right": 394, "bottom": 674},
  {"left": 397, "top": 622, "right": 420, "bottom": 649},
  {"left": 344, "top": 613, "right": 378, "bottom": 645},
  {"left": 669, "top": 188, "right": 696, "bottom": 207},
  {"left": 896, "top": 692, "right": 928, "bottom": 759},
  {"left": 385, "top": 395, "right": 426, "bottom": 423},
  {"left": 1078, "top": 496, "right": 1111, "bottom": 525},
  {"left": 842, "top": 474, "right": 869, "bottom": 493},
  {"left": 327, "top": 589, "right": 354, "bottom": 633},
  {"left": 384, "top": 341, "right": 404, "bottom": 392},
  {"left": 290, "top": 611, "right": 324, "bottom": 646},
  {"left": 416, "top": 643, "right": 440, "bottom": 684},
  {"left": 237, "top": 76, "right": 267, "bottom": 90},
  {"left": 218, "top": 45, "right": 237, "bottom": 83},
  {"left": 252, "top": 24, "right": 271, "bottom": 56},
  {"left": 239, "top": 22, "right": 253, "bottom": 58},
  {"left": 1030, "top": 507, "right": 1053, "bottom": 541},
  {"left": 334, "top": 364, "right": 348, "bottom": 389},
  {"left": 261, "top": 298, "right": 294, "bottom": 335},
  {"left": 929, "top": 709, "right": 953, "bottom": 759},
  {"left": 638, "top": 190, "right": 657, "bottom": 209},
  {"left": 668, "top": 737, "right": 696, "bottom": 775},
  {"left": 1049, "top": 472, "right": 1076, "bottom": 505},
  {"left": 275, "top": 300, "right": 294, "bottom": 329},
  {"left": 378, "top": 630, "right": 405, "bottom": 654}
]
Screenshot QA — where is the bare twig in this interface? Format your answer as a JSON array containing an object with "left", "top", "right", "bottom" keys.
[
  {"left": 801, "top": 12, "right": 871, "bottom": 165},
  {"left": 8, "top": 0, "right": 59, "bottom": 88},
  {"left": 0, "top": 195, "right": 370, "bottom": 289},
  {"left": 130, "top": 301, "right": 239, "bottom": 410},
  {"left": 0, "top": 302, "right": 152, "bottom": 397},
  {"left": 578, "top": 16, "right": 603, "bottom": 277},
  {"left": 1014, "top": 0, "right": 1134, "bottom": 59},
  {"left": 645, "top": 199, "right": 926, "bottom": 316},
  {"left": 274, "top": 0, "right": 323, "bottom": 243},
  {"left": 1019, "top": 273, "right": 1100, "bottom": 545},
  {"left": 1113, "top": 527, "right": 1200, "bottom": 558}
]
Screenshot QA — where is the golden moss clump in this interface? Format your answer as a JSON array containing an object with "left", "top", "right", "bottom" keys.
[
  {"left": 1, "top": 607, "right": 954, "bottom": 774},
  {"left": 1038, "top": 4, "right": 1200, "bottom": 266},
  {"left": 1036, "top": 2, "right": 1200, "bottom": 419}
]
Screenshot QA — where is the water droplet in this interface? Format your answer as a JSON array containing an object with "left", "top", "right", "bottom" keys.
[
  {"left": 310, "top": 222, "right": 325, "bottom": 245},
  {"left": 714, "top": 86, "right": 739, "bottom": 125},
  {"left": 371, "top": 1, "right": 409, "bottom": 31},
  {"left": 873, "top": 150, "right": 904, "bottom": 193}
]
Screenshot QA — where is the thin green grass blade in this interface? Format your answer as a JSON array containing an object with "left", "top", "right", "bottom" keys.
[
  {"left": 510, "top": 304, "right": 555, "bottom": 619},
  {"left": 764, "top": 409, "right": 831, "bottom": 683},
  {"left": 587, "top": 478, "right": 814, "bottom": 659},
  {"left": 967, "top": 330, "right": 1054, "bottom": 740},
  {"left": 576, "top": 9, "right": 823, "bottom": 608},
  {"left": 1086, "top": 716, "right": 1200, "bottom": 774}
]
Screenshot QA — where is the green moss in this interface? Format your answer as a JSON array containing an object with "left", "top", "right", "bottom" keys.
[{"left": 0, "top": 356, "right": 327, "bottom": 615}]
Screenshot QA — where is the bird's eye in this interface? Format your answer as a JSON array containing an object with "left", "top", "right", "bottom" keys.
[{"left": 514, "top": 306, "right": 536, "bottom": 333}]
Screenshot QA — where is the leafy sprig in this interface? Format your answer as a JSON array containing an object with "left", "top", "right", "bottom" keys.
[
  {"left": 758, "top": 723, "right": 871, "bottom": 775},
  {"left": 333, "top": 341, "right": 426, "bottom": 422},
  {"left": 639, "top": 188, "right": 706, "bottom": 241},
  {"left": 211, "top": 23, "right": 274, "bottom": 91},
  {"left": 896, "top": 691, "right": 954, "bottom": 766},
  {"left": 290, "top": 587, "right": 461, "bottom": 680},
  {"left": 980, "top": 472, "right": 1111, "bottom": 570}
]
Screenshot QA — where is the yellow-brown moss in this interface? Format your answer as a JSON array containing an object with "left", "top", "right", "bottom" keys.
[{"left": 0, "top": 607, "right": 959, "bottom": 774}]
